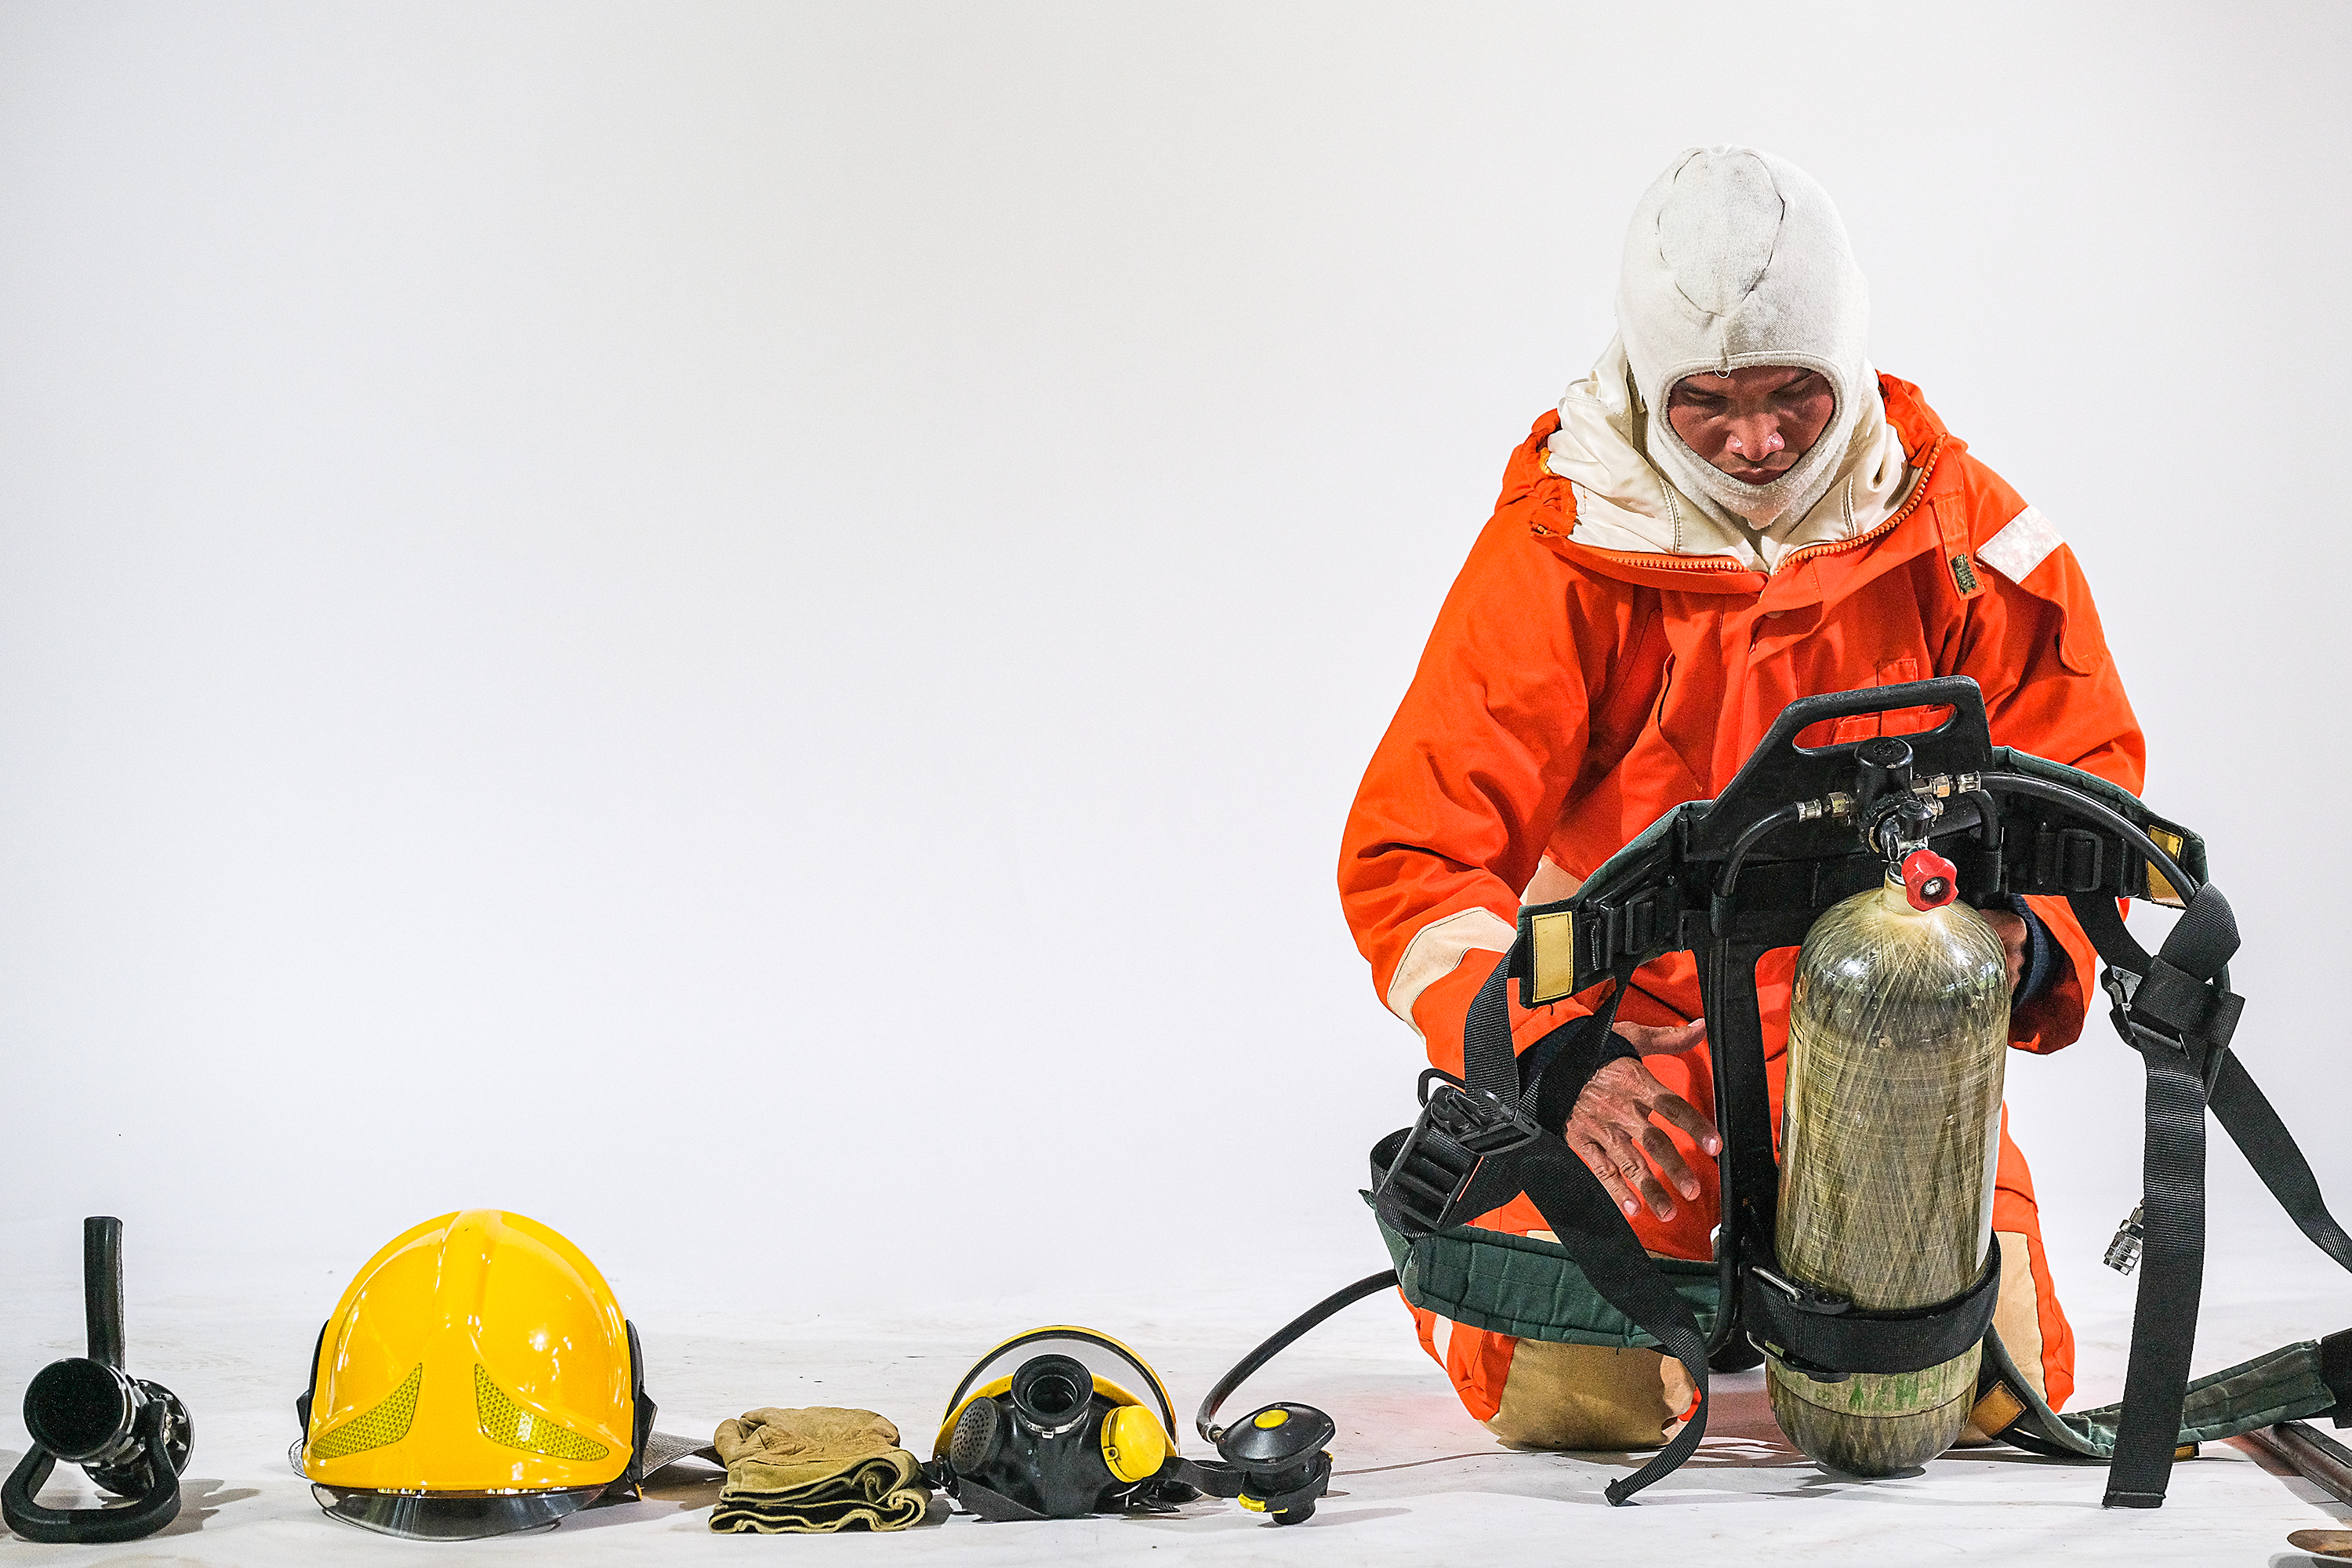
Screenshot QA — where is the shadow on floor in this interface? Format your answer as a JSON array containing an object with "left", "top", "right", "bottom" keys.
[
  {"left": 157, "top": 1478, "right": 263, "bottom": 1536},
  {"left": 641, "top": 1458, "right": 728, "bottom": 1512}
]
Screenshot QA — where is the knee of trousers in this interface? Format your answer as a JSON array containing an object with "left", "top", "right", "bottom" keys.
[
  {"left": 1955, "top": 1221, "right": 2075, "bottom": 1442},
  {"left": 1408, "top": 1301, "right": 1691, "bottom": 1450},
  {"left": 1489, "top": 1338, "right": 1694, "bottom": 1450},
  {"left": 1987, "top": 1141, "right": 2076, "bottom": 1413},
  {"left": 1979, "top": 1213, "right": 2075, "bottom": 1414}
]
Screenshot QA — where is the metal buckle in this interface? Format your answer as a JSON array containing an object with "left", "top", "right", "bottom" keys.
[
  {"left": 1750, "top": 1265, "right": 1852, "bottom": 1316},
  {"left": 1747, "top": 1267, "right": 1857, "bottom": 1384}
]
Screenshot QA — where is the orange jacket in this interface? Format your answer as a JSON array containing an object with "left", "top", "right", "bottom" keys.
[{"left": 1341, "top": 375, "right": 2145, "bottom": 1083}]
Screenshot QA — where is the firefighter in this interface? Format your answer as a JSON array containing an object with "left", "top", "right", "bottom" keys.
[{"left": 1339, "top": 146, "right": 2140, "bottom": 1448}]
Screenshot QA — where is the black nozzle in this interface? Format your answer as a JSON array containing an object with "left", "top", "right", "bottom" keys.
[
  {"left": 2, "top": 1218, "right": 192, "bottom": 1545},
  {"left": 84, "top": 1217, "right": 125, "bottom": 1370},
  {"left": 24, "top": 1360, "right": 139, "bottom": 1465}
]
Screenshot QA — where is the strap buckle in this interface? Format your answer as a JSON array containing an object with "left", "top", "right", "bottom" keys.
[
  {"left": 1370, "top": 1073, "right": 1542, "bottom": 1241},
  {"left": 1745, "top": 1266, "right": 1857, "bottom": 1382},
  {"left": 1416, "top": 1069, "right": 1541, "bottom": 1156}
]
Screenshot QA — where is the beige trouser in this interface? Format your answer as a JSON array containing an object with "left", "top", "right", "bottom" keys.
[{"left": 1486, "top": 1229, "right": 2052, "bottom": 1450}]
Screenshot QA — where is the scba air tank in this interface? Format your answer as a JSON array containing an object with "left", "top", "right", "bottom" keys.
[{"left": 1766, "top": 854, "right": 2008, "bottom": 1475}]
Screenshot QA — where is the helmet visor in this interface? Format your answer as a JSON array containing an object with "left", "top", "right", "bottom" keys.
[{"left": 311, "top": 1484, "right": 606, "bottom": 1541}]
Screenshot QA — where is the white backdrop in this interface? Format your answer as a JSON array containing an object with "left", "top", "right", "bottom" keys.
[{"left": 2, "top": 2, "right": 2348, "bottom": 1347}]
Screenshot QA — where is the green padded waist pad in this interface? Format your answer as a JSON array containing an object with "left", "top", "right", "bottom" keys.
[
  {"left": 1986, "top": 1330, "right": 2338, "bottom": 1458},
  {"left": 1367, "top": 1192, "right": 1719, "bottom": 1348},
  {"left": 1373, "top": 1190, "right": 2335, "bottom": 1447},
  {"left": 1369, "top": 1185, "right": 2333, "bottom": 1449}
]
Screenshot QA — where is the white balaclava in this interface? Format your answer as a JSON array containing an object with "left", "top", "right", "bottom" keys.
[{"left": 1617, "top": 147, "right": 1871, "bottom": 532}]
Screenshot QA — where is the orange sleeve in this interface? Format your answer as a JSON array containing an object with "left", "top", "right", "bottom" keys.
[
  {"left": 1338, "top": 435, "right": 1630, "bottom": 1078},
  {"left": 1952, "top": 474, "right": 2146, "bottom": 1054}
]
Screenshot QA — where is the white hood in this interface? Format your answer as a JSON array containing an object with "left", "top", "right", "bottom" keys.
[
  {"left": 1544, "top": 147, "right": 1915, "bottom": 569},
  {"left": 1545, "top": 338, "right": 1912, "bottom": 572}
]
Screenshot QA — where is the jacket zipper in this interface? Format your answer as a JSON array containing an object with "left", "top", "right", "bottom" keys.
[
  {"left": 1537, "top": 432, "right": 1951, "bottom": 582},
  {"left": 1773, "top": 434, "right": 1948, "bottom": 575}
]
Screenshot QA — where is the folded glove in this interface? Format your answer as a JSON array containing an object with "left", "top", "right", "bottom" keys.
[{"left": 708, "top": 1406, "right": 931, "bottom": 1534}]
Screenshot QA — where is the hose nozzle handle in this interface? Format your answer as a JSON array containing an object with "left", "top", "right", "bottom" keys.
[{"left": 85, "top": 1217, "right": 125, "bottom": 1370}]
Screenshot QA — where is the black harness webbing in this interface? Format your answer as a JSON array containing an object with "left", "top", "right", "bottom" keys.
[
  {"left": 1698, "top": 938, "right": 1782, "bottom": 1375},
  {"left": 2061, "top": 887, "right": 2352, "bottom": 1504},
  {"left": 1450, "top": 960, "right": 1715, "bottom": 1504}
]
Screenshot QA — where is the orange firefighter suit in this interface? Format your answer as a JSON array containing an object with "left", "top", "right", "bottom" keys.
[{"left": 1340, "top": 375, "right": 2143, "bottom": 1440}]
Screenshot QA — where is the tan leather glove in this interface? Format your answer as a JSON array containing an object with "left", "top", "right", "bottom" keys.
[{"left": 708, "top": 1406, "right": 931, "bottom": 1534}]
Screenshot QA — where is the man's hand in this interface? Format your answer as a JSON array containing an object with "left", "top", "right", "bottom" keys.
[
  {"left": 1565, "top": 1021, "right": 1722, "bottom": 1221},
  {"left": 1980, "top": 909, "right": 2027, "bottom": 992}
]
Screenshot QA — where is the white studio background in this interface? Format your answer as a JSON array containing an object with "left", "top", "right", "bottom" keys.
[{"left": 1, "top": 0, "right": 2347, "bottom": 1355}]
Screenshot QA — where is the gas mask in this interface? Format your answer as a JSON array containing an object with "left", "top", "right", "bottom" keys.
[{"left": 928, "top": 1326, "right": 1336, "bottom": 1525}]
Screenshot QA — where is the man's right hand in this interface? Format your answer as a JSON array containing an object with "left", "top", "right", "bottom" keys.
[{"left": 1563, "top": 1020, "right": 1719, "bottom": 1222}]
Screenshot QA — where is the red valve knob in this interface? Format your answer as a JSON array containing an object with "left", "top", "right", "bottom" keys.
[{"left": 1900, "top": 849, "right": 1959, "bottom": 911}]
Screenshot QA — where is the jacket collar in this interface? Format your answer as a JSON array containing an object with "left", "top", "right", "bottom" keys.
[{"left": 1517, "top": 372, "right": 1960, "bottom": 604}]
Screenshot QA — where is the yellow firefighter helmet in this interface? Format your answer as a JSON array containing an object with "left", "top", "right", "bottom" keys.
[{"left": 295, "top": 1209, "right": 652, "bottom": 1539}]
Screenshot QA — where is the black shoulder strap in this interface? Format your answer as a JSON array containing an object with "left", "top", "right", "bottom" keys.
[
  {"left": 1451, "top": 959, "right": 1711, "bottom": 1504},
  {"left": 2067, "top": 886, "right": 2352, "bottom": 1505}
]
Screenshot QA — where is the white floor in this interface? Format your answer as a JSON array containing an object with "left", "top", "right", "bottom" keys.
[{"left": 3, "top": 1237, "right": 2347, "bottom": 1566}]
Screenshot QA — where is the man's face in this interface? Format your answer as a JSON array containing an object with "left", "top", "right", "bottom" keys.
[{"left": 1664, "top": 365, "right": 1836, "bottom": 485}]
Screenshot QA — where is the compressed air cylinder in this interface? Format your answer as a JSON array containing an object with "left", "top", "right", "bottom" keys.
[{"left": 1766, "top": 873, "right": 2008, "bottom": 1475}]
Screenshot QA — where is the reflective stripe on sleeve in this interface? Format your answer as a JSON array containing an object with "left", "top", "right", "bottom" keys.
[
  {"left": 1979, "top": 504, "right": 2064, "bottom": 584},
  {"left": 1385, "top": 907, "right": 1516, "bottom": 1033}
]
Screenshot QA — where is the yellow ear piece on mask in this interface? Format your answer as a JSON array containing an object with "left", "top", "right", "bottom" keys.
[{"left": 1099, "top": 1403, "right": 1168, "bottom": 1484}]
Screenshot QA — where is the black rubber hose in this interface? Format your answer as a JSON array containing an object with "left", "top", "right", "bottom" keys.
[
  {"left": 1711, "top": 802, "right": 1808, "bottom": 935},
  {"left": 1195, "top": 1271, "right": 1396, "bottom": 1443},
  {"left": 84, "top": 1218, "right": 125, "bottom": 1370},
  {"left": 1978, "top": 773, "right": 2198, "bottom": 901},
  {"left": 1953, "top": 787, "right": 2002, "bottom": 851}
]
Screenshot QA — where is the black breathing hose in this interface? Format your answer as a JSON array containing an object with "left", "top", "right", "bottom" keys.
[
  {"left": 1711, "top": 801, "right": 1808, "bottom": 934},
  {"left": 1195, "top": 1271, "right": 1396, "bottom": 1443}
]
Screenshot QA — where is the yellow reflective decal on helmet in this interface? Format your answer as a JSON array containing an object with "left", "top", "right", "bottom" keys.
[
  {"left": 474, "top": 1365, "right": 609, "bottom": 1462},
  {"left": 312, "top": 1363, "right": 423, "bottom": 1461}
]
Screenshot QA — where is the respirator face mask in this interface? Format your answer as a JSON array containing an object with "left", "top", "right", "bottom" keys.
[
  {"left": 928, "top": 1324, "right": 1342, "bottom": 1525},
  {"left": 930, "top": 1328, "right": 1186, "bottom": 1521}
]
